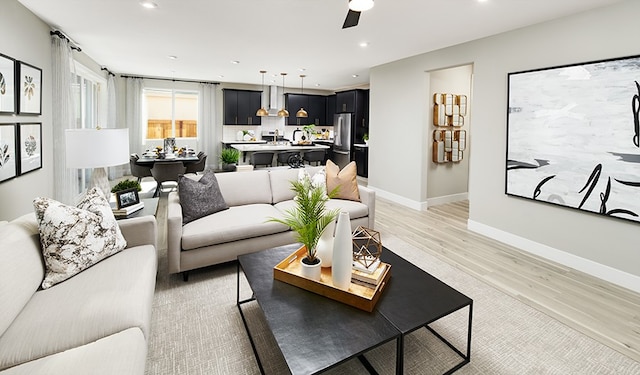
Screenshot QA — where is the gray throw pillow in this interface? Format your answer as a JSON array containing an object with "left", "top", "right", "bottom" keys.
[{"left": 179, "top": 169, "right": 228, "bottom": 224}]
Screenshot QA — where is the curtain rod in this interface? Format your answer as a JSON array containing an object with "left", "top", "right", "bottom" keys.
[
  {"left": 101, "top": 67, "right": 115, "bottom": 77},
  {"left": 120, "top": 74, "right": 220, "bottom": 85},
  {"left": 50, "top": 30, "right": 82, "bottom": 52}
]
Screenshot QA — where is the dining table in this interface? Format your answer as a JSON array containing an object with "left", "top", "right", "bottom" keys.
[{"left": 135, "top": 153, "right": 200, "bottom": 165}]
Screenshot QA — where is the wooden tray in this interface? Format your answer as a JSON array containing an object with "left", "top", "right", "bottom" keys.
[{"left": 273, "top": 246, "right": 391, "bottom": 312}]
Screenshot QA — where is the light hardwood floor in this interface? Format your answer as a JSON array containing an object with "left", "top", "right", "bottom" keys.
[{"left": 374, "top": 198, "right": 640, "bottom": 363}]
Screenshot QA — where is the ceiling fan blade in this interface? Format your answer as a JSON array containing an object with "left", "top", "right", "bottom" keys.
[{"left": 342, "top": 9, "right": 361, "bottom": 29}]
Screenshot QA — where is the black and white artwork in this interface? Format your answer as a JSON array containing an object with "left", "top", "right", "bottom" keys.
[
  {"left": 18, "top": 122, "right": 42, "bottom": 175},
  {"left": 17, "top": 62, "right": 42, "bottom": 115},
  {"left": 0, "top": 123, "right": 17, "bottom": 182},
  {"left": 506, "top": 55, "right": 640, "bottom": 224},
  {"left": 0, "top": 54, "right": 16, "bottom": 114}
]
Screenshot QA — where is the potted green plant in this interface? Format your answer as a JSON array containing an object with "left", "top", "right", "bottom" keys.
[
  {"left": 219, "top": 148, "right": 240, "bottom": 171},
  {"left": 111, "top": 179, "right": 142, "bottom": 194},
  {"left": 363, "top": 133, "right": 369, "bottom": 145},
  {"left": 268, "top": 174, "right": 339, "bottom": 280}
]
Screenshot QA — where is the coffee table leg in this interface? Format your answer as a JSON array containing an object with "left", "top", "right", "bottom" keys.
[
  {"left": 396, "top": 335, "right": 404, "bottom": 375},
  {"left": 236, "top": 261, "right": 265, "bottom": 375}
]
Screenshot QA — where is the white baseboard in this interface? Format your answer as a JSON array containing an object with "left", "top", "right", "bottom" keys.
[
  {"left": 367, "top": 186, "right": 424, "bottom": 210},
  {"left": 427, "top": 192, "right": 468, "bottom": 208},
  {"left": 468, "top": 219, "right": 640, "bottom": 294}
]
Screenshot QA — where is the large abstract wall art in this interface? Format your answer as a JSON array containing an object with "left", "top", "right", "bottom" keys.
[{"left": 506, "top": 54, "right": 640, "bottom": 224}]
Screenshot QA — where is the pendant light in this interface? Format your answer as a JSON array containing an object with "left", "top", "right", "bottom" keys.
[
  {"left": 256, "top": 70, "right": 269, "bottom": 117},
  {"left": 277, "top": 73, "right": 289, "bottom": 117},
  {"left": 296, "top": 74, "right": 308, "bottom": 118}
]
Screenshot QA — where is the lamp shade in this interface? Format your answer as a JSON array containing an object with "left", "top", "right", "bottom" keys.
[{"left": 65, "top": 128, "right": 130, "bottom": 168}]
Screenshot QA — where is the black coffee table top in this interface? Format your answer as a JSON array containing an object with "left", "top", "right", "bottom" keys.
[{"left": 238, "top": 243, "right": 473, "bottom": 375}]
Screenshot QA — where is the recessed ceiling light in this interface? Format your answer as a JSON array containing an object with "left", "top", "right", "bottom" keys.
[
  {"left": 352, "top": 74, "right": 359, "bottom": 78},
  {"left": 140, "top": 1, "right": 158, "bottom": 9},
  {"left": 315, "top": 84, "right": 321, "bottom": 87},
  {"left": 298, "top": 68, "right": 306, "bottom": 72},
  {"left": 231, "top": 60, "right": 240, "bottom": 64},
  {"left": 359, "top": 42, "right": 369, "bottom": 47},
  {"left": 218, "top": 75, "right": 224, "bottom": 78},
  {"left": 167, "top": 55, "right": 177, "bottom": 60}
]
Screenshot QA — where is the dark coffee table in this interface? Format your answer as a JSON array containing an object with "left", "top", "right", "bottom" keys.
[{"left": 237, "top": 244, "right": 472, "bottom": 375}]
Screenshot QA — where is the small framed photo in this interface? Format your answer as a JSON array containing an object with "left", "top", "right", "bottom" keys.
[
  {"left": 18, "top": 122, "right": 42, "bottom": 175},
  {"left": 0, "top": 123, "right": 17, "bottom": 183},
  {"left": 17, "top": 61, "right": 42, "bottom": 115},
  {"left": 116, "top": 188, "right": 140, "bottom": 209},
  {"left": 0, "top": 54, "right": 16, "bottom": 114}
]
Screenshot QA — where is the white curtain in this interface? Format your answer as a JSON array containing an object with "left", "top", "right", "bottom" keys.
[
  {"left": 51, "top": 35, "right": 78, "bottom": 204},
  {"left": 125, "top": 77, "right": 143, "bottom": 174},
  {"left": 107, "top": 74, "right": 125, "bottom": 179},
  {"left": 200, "top": 83, "right": 218, "bottom": 169}
]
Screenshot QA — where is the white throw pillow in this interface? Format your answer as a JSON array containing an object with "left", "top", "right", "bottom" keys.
[{"left": 33, "top": 187, "right": 127, "bottom": 289}]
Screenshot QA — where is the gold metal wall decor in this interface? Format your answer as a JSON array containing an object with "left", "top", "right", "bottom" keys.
[
  {"left": 432, "top": 93, "right": 467, "bottom": 163},
  {"left": 352, "top": 226, "right": 382, "bottom": 268}
]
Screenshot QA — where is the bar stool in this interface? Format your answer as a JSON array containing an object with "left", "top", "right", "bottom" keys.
[
  {"left": 276, "top": 151, "right": 299, "bottom": 166},
  {"left": 250, "top": 151, "right": 275, "bottom": 168},
  {"left": 302, "top": 150, "right": 326, "bottom": 166}
]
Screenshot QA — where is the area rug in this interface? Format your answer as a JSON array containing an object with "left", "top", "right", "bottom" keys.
[{"left": 145, "top": 234, "right": 640, "bottom": 374}]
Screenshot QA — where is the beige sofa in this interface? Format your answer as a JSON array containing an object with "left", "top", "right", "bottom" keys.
[
  {"left": 167, "top": 166, "right": 375, "bottom": 279},
  {"left": 0, "top": 214, "right": 158, "bottom": 375}
]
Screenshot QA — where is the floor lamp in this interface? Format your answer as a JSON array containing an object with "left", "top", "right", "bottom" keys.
[{"left": 65, "top": 128, "right": 130, "bottom": 199}]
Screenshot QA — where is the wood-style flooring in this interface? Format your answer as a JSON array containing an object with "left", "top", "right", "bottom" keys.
[{"left": 374, "top": 198, "right": 640, "bottom": 363}]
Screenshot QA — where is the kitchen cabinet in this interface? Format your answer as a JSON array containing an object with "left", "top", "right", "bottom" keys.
[
  {"left": 354, "top": 145, "right": 368, "bottom": 177},
  {"left": 326, "top": 95, "right": 336, "bottom": 125},
  {"left": 335, "top": 89, "right": 369, "bottom": 144},
  {"left": 285, "top": 94, "right": 327, "bottom": 126},
  {"left": 223, "top": 89, "right": 262, "bottom": 125}
]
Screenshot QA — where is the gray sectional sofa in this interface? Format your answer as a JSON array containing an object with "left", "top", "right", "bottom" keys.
[
  {"left": 167, "top": 166, "right": 375, "bottom": 278},
  {"left": 0, "top": 214, "right": 158, "bottom": 375}
]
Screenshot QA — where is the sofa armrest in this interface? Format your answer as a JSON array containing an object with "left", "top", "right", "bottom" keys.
[
  {"left": 118, "top": 215, "right": 157, "bottom": 250},
  {"left": 167, "top": 192, "right": 183, "bottom": 274},
  {"left": 358, "top": 185, "right": 376, "bottom": 229}
]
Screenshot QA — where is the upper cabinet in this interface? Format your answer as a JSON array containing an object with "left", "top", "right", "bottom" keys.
[
  {"left": 285, "top": 94, "right": 327, "bottom": 126},
  {"left": 335, "top": 89, "right": 369, "bottom": 143},
  {"left": 336, "top": 90, "right": 357, "bottom": 113},
  {"left": 223, "top": 89, "right": 262, "bottom": 125},
  {"left": 326, "top": 95, "right": 336, "bottom": 126}
]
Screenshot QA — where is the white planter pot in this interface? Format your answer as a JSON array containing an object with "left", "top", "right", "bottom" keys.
[{"left": 300, "top": 256, "right": 322, "bottom": 281}]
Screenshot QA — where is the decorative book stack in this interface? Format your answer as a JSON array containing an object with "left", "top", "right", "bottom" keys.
[
  {"left": 351, "top": 259, "right": 389, "bottom": 288},
  {"left": 112, "top": 202, "right": 144, "bottom": 218}
]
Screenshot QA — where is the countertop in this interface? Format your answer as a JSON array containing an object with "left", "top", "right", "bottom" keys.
[
  {"left": 353, "top": 143, "right": 369, "bottom": 148},
  {"left": 221, "top": 140, "right": 267, "bottom": 145},
  {"left": 231, "top": 143, "right": 330, "bottom": 152}
]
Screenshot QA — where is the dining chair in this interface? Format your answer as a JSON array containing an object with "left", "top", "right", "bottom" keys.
[
  {"left": 185, "top": 153, "right": 207, "bottom": 175},
  {"left": 150, "top": 161, "right": 186, "bottom": 197},
  {"left": 276, "top": 151, "right": 299, "bottom": 166},
  {"left": 250, "top": 151, "right": 275, "bottom": 168},
  {"left": 302, "top": 150, "right": 326, "bottom": 166},
  {"left": 130, "top": 154, "right": 153, "bottom": 183}
]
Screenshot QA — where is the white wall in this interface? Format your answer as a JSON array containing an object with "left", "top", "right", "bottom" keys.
[
  {"left": 427, "top": 65, "right": 472, "bottom": 202},
  {"left": 0, "top": 0, "right": 52, "bottom": 221},
  {"left": 369, "top": 0, "right": 640, "bottom": 288}
]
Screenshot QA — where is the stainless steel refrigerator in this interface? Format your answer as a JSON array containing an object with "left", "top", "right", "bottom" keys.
[{"left": 332, "top": 113, "right": 353, "bottom": 169}]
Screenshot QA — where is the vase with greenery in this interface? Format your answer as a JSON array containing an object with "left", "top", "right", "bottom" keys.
[
  {"left": 219, "top": 148, "right": 240, "bottom": 171},
  {"left": 269, "top": 174, "right": 339, "bottom": 280},
  {"left": 363, "top": 133, "right": 369, "bottom": 144},
  {"left": 111, "top": 179, "right": 142, "bottom": 194}
]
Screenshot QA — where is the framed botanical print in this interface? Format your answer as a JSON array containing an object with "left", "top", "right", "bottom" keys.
[
  {"left": 17, "top": 61, "right": 42, "bottom": 115},
  {"left": 18, "top": 122, "right": 42, "bottom": 175},
  {"left": 0, "top": 123, "right": 17, "bottom": 182},
  {"left": 0, "top": 54, "right": 16, "bottom": 114}
]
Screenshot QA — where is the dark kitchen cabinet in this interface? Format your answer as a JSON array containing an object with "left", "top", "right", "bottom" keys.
[
  {"left": 354, "top": 145, "right": 368, "bottom": 177},
  {"left": 326, "top": 95, "right": 336, "bottom": 125},
  {"left": 285, "top": 94, "right": 327, "bottom": 126},
  {"left": 336, "top": 90, "right": 357, "bottom": 113},
  {"left": 335, "top": 89, "right": 369, "bottom": 144},
  {"left": 223, "top": 89, "right": 262, "bottom": 125}
]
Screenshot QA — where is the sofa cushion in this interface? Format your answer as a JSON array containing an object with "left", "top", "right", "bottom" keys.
[
  {"left": 0, "top": 214, "right": 44, "bottom": 338},
  {"left": 0, "top": 244, "right": 156, "bottom": 370},
  {"left": 216, "top": 170, "right": 272, "bottom": 206},
  {"left": 0, "top": 328, "right": 147, "bottom": 375},
  {"left": 181, "top": 204, "right": 289, "bottom": 250},
  {"left": 326, "top": 160, "right": 360, "bottom": 202},
  {"left": 275, "top": 198, "right": 369, "bottom": 222},
  {"left": 32, "top": 187, "right": 127, "bottom": 289},
  {"left": 269, "top": 168, "right": 301, "bottom": 203},
  {"left": 179, "top": 169, "right": 228, "bottom": 224}
]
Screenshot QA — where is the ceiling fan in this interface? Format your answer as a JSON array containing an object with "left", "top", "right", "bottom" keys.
[{"left": 342, "top": 0, "right": 374, "bottom": 29}]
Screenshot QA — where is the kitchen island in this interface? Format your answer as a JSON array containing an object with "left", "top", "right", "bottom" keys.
[{"left": 231, "top": 143, "right": 330, "bottom": 164}]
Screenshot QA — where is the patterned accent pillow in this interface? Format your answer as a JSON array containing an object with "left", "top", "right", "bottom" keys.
[
  {"left": 33, "top": 187, "right": 127, "bottom": 289},
  {"left": 326, "top": 160, "right": 361, "bottom": 202},
  {"left": 178, "top": 169, "right": 229, "bottom": 225}
]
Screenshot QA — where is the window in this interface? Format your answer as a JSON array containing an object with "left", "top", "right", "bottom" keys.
[{"left": 143, "top": 89, "right": 198, "bottom": 140}]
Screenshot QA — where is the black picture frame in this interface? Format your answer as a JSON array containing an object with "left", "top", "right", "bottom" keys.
[
  {"left": 0, "top": 123, "right": 17, "bottom": 183},
  {"left": 17, "top": 61, "right": 42, "bottom": 115},
  {"left": 0, "top": 54, "right": 16, "bottom": 114},
  {"left": 116, "top": 188, "right": 140, "bottom": 209},
  {"left": 506, "top": 54, "right": 640, "bottom": 224},
  {"left": 18, "top": 122, "right": 42, "bottom": 175}
]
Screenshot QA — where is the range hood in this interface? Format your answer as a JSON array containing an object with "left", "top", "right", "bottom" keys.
[{"left": 266, "top": 85, "right": 280, "bottom": 116}]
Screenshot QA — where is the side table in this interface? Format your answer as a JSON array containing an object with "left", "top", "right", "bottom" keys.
[{"left": 115, "top": 197, "right": 159, "bottom": 220}]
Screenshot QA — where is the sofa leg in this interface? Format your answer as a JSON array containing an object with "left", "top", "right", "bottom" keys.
[{"left": 182, "top": 272, "right": 189, "bottom": 282}]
